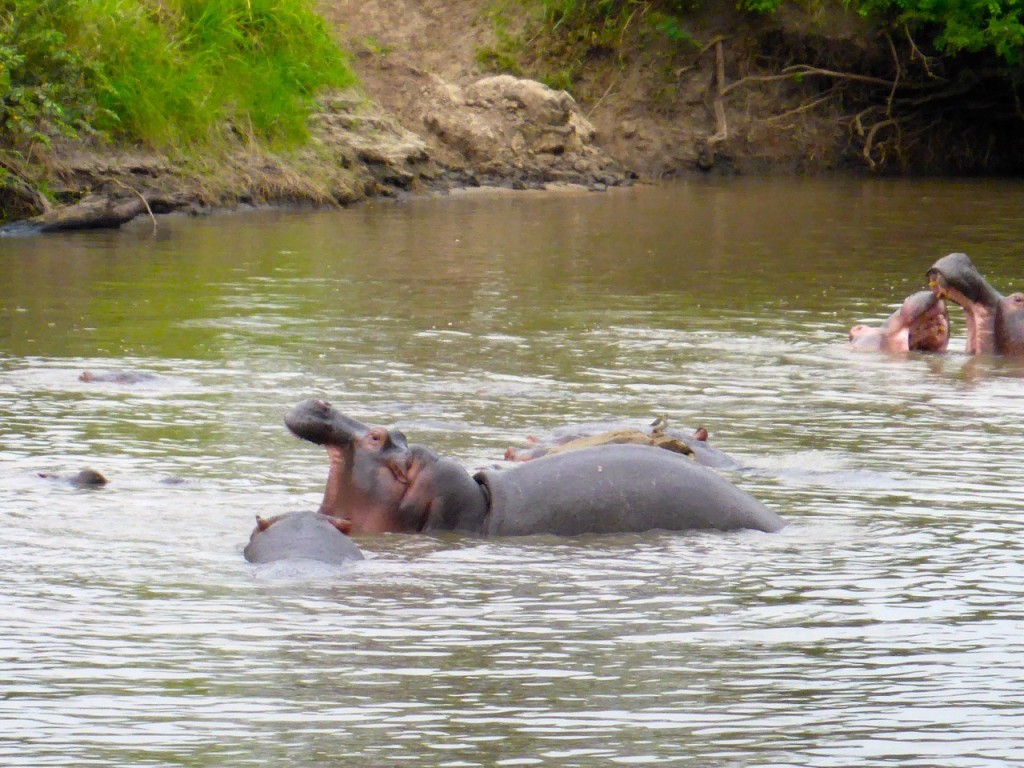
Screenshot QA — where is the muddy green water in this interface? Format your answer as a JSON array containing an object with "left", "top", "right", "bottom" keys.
[{"left": 2, "top": 178, "right": 1024, "bottom": 767}]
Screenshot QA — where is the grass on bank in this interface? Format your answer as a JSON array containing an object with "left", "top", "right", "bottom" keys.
[
  {"left": 482, "top": 0, "right": 1024, "bottom": 87},
  {"left": 0, "top": 0, "right": 356, "bottom": 212}
]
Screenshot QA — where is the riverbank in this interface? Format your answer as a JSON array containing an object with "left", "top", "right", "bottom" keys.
[{"left": 4, "top": 0, "right": 1021, "bottom": 233}]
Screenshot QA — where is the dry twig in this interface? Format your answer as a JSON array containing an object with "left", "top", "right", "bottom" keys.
[{"left": 106, "top": 177, "right": 158, "bottom": 232}]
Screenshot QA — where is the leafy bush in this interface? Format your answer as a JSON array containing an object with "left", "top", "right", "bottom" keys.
[
  {"left": 739, "top": 0, "right": 1024, "bottom": 67},
  {"left": 0, "top": 1, "right": 105, "bottom": 151},
  {"left": 855, "top": 0, "right": 1024, "bottom": 66},
  {"left": 538, "top": 0, "right": 700, "bottom": 47}
]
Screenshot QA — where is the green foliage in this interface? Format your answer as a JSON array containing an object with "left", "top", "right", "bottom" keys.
[
  {"left": 738, "top": 0, "right": 1024, "bottom": 67},
  {"left": 531, "top": 0, "right": 703, "bottom": 49},
  {"left": 490, "top": 1, "right": 702, "bottom": 90},
  {"left": 649, "top": 10, "right": 699, "bottom": 46},
  {"left": 477, "top": 45, "right": 525, "bottom": 74},
  {"left": 541, "top": 66, "right": 578, "bottom": 90},
  {"left": 0, "top": 1, "right": 106, "bottom": 151},
  {"left": 740, "top": 0, "right": 781, "bottom": 12},
  {"left": 854, "top": 0, "right": 1024, "bottom": 66},
  {"left": 0, "top": 0, "right": 356, "bottom": 153}
]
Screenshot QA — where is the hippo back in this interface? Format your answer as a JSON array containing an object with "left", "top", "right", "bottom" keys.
[{"left": 475, "top": 444, "right": 785, "bottom": 536}]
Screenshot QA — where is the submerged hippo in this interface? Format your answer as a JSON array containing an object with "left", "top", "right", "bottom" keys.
[
  {"left": 244, "top": 511, "right": 364, "bottom": 564},
  {"left": 927, "top": 252, "right": 1024, "bottom": 356},
  {"left": 848, "top": 291, "right": 950, "bottom": 353},
  {"left": 285, "top": 398, "right": 786, "bottom": 536},
  {"left": 79, "top": 370, "right": 158, "bottom": 384},
  {"left": 38, "top": 468, "right": 108, "bottom": 488}
]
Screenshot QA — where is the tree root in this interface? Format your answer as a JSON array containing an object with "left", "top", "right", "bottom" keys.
[
  {"left": 695, "top": 30, "right": 1023, "bottom": 173},
  {"left": 697, "top": 36, "right": 729, "bottom": 170}
]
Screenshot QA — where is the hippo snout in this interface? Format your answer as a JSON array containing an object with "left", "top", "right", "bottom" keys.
[{"left": 286, "top": 398, "right": 375, "bottom": 447}]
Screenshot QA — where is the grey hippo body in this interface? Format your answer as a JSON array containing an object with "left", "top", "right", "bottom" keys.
[
  {"left": 848, "top": 291, "right": 950, "bottom": 353},
  {"left": 244, "top": 511, "right": 364, "bottom": 564},
  {"left": 477, "top": 443, "right": 784, "bottom": 535},
  {"left": 285, "top": 398, "right": 786, "bottom": 536},
  {"left": 927, "top": 252, "right": 1024, "bottom": 356}
]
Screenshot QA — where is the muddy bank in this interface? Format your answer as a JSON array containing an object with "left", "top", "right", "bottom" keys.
[{"left": 6, "top": 0, "right": 1020, "bottom": 233}]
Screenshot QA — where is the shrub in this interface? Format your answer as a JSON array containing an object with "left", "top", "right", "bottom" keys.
[{"left": 738, "top": 0, "right": 1024, "bottom": 67}]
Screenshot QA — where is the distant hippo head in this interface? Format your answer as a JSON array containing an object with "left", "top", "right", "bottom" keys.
[{"left": 927, "top": 252, "right": 1012, "bottom": 355}]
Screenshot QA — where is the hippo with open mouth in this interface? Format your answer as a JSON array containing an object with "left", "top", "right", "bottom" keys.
[
  {"left": 926, "top": 252, "right": 1024, "bottom": 356},
  {"left": 848, "top": 290, "right": 950, "bottom": 353},
  {"left": 284, "top": 398, "right": 786, "bottom": 537}
]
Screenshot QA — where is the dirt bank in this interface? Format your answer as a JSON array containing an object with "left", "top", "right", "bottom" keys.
[
  {"left": 5, "top": 26, "right": 632, "bottom": 234},
  {"left": 324, "top": 0, "right": 871, "bottom": 179},
  {"left": 6, "top": 0, "right": 1016, "bottom": 232}
]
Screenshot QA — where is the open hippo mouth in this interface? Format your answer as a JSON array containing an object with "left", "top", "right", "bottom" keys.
[
  {"left": 850, "top": 290, "right": 949, "bottom": 353},
  {"left": 902, "top": 291, "right": 950, "bottom": 352},
  {"left": 285, "top": 398, "right": 411, "bottom": 484}
]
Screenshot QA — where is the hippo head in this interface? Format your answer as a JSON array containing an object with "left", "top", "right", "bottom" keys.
[
  {"left": 285, "top": 399, "right": 414, "bottom": 532},
  {"left": 927, "top": 253, "right": 999, "bottom": 307},
  {"left": 927, "top": 252, "right": 1004, "bottom": 355}
]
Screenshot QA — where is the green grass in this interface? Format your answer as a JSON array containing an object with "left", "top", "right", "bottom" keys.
[
  {"left": 478, "top": 0, "right": 702, "bottom": 92},
  {"left": 0, "top": 0, "right": 356, "bottom": 152}
]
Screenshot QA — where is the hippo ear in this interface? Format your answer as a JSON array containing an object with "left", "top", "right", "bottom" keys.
[
  {"left": 327, "top": 517, "right": 352, "bottom": 536},
  {"left": 255, "top": 516, "right": 272, "bottom": 532}
]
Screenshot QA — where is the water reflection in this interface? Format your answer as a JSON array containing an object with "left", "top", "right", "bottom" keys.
[{"left": 2, "top": 178, "right": 1024, "bottom": 767}]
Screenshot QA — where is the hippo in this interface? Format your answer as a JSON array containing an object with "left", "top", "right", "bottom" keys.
[
  {"left": 79, "top": 370, "right": 158, "bottom": 384},
  {"left": 505, "top": 425, "right": 694, "bottom": 462},
  {"left": 38, "top": 468, "right": 108, "bottom": 488},
  {"left": 243, "top": 511, "right": 364, "bottom": 564},
  {"left": 505, "top": 420, "right": 742, "bottom": 470},
  {"left": 927, "top": 253, "right": 1024, "bottom": 356},
  {"left": 285, "top": 398, "right": 786, "bottom": 536},
  {"left": 848, "top": 291, "right": 950, "bottom": 353}
]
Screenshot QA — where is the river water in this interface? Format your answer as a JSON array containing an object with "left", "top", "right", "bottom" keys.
[{"left": 2, "top": 177, "right": 1023, "bottom": 767}]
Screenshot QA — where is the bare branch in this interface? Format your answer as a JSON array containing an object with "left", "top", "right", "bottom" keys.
[
  {"left": 709, "top": 39, "right": 728, "bottom": 144},
  {"left": 885, "top": 32, "right": 900, "bottom": 117},
  {"left": 904, "top": 23, "right": 943, "bottom": 80},
  {"left": 106, "top": 178, "right": 158, "bottom": 232},
  {"left": 763, "top": 88, "right": 840, "bottom": 124}
]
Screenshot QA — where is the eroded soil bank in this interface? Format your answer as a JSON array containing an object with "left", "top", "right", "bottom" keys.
[{"left": 5, "top": 0, "right": 1019, "bottom": 232}]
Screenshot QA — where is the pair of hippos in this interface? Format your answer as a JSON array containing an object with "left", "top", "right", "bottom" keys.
[
  {"left": 849, "top": 253, "right": 1024, "bottom": 356},
  {"left": 244, "top": 399, "right": 786, "bottom": 564},
  {"left": 247, "top": 252, "right": 1022, "bottom": 565}
]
